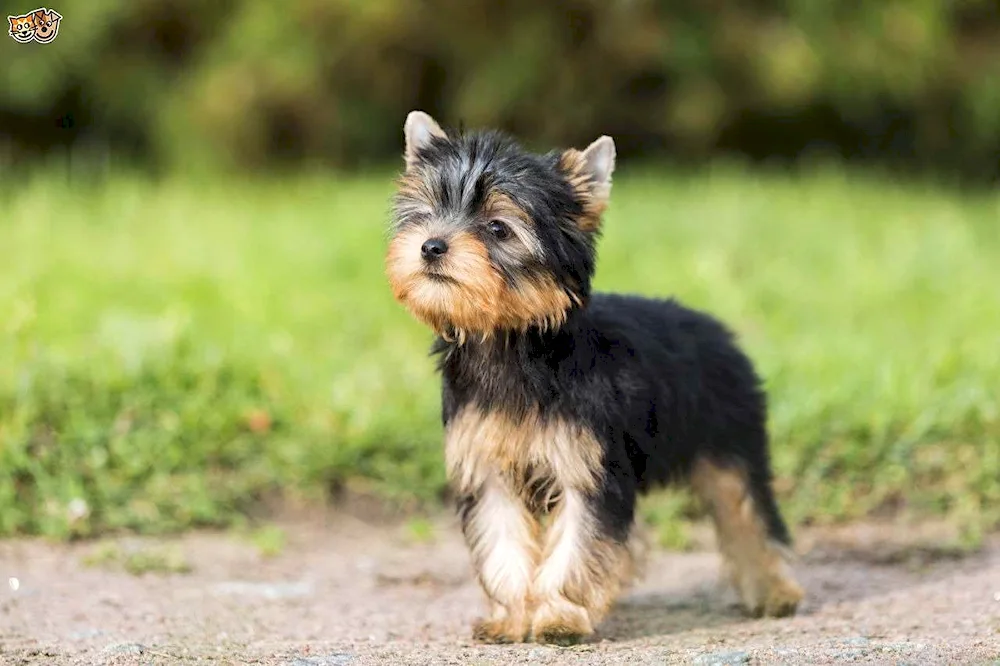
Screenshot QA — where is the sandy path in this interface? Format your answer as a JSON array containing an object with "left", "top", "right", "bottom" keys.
[{"left": 1, "top": 515, "right": 998, "bottom": 665}]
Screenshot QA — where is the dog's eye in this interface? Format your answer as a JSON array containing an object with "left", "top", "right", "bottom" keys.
[{"left": 486, "top": 220, "right": 511, "bottom": 240}]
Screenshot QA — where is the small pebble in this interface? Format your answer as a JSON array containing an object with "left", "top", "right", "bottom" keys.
[{"left": 8, "top": 577, "right": 18, "bottom": 591}]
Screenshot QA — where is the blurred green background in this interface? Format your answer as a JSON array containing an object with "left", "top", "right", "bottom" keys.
[
  {"left": 1, "top": 0, "right": 999, "bottom": 543},
  {"left": 5, "top": 0, "right": 1000, "bottom": 178}
]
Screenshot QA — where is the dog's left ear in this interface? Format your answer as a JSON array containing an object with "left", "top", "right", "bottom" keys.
[
  {"left": 581, "top": 136, "right": 616, "bottom": 194},
  {"left": 404, "top": 111, "right": 447, "bottom": 170},
  {"left": 561, "top": 136, "right": 616, "bottom": 230}
]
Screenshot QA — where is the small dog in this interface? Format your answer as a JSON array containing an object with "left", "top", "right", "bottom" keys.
[
  {"left": 32, "top": 8, "right": 61, "bottom": 43},
  {"left": 385, "top": 111, "right": 805, "bottom": 645}
]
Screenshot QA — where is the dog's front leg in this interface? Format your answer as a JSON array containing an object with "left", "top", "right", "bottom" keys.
[
  {"left": 530, "top": 483, "right": 633, "bottom": 645},
  {"left": 458, "top": 476, "right": 539, "bottom": 643}
]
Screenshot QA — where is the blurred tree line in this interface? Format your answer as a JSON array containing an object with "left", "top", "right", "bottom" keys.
[{"left": 2, "top": 0, "right": 999, "bottom": 180}]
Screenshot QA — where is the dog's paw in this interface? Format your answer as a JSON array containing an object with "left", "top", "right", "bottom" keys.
[
  {"left": 741, "top": 574, "right": 805, "bottom": 619},
  {"left": 531, "top": 599, "right": 593, "bottom": 645},
  {"left": 472, "top": 617, "right": 527, "bottom": 644},
  {"left": 762, "top": 576, "right": 804, "bottom": 618},
  {"left": 533, "top": 625, "right": 587, "bottom": 646}
]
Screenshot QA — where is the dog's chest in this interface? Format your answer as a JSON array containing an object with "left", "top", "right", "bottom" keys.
[
  {"left": 439, "top": 331, "right": 580, "bottom": 413},
  {"left": 443, "top": 407, "right": 603, "bottom": 497}
]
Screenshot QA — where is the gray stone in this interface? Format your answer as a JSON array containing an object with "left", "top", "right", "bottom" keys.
[
  {"left": 878, "top": 641, "right": 928, "bottom": 654},
  {"left": 101, "top": 642, "right": 145, "bottom": 655},
  {"left": 286, "top": 654, "right": 355, "bottom": 666},
  {"left": 827, "top": 648, "right": 868, "bottom": 661},
  {"left": 69, "top": 628, "right": 104, "bottom": 640},
  {"left": 693, "top": 650, "right": 750, "bottom": 665},
  {"left": 211, "top": 580, "right": 313, "bottom": 600},
  {"left": 842, "top": 636, "right": 871, "bottom": 646}
]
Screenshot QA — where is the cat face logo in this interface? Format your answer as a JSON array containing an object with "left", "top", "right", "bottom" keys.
[
  {"left": 7, "top": 7, "right": 61, "bottom": 43},
  {"left": 7, "top": 12, "right": 36, "bottom": 42}
]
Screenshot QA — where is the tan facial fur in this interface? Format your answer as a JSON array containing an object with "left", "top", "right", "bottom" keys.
[
  {"left": 388, "top": 111, "right": 596, "bottom": 340},
  {"left": 384, "top": 216, "right": 574, "bottom": 341},
  {"left": 447, "top": 407, "right": 636, "bottom": 643},
  {"left": 691, "top": 459, "right": 805, "bottom": 617}
]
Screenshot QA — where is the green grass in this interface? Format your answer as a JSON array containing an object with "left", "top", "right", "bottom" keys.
[
  {"left": 404, "top": 517, "right": 438, "bottom": 544},
  {"left": 247, "top": 524, "right": 287, "bottom": 558},
  {"left": 82, "top": 540, "right": 192, "bottom": 575},
  {"left": 1, "top": 163, "right": 998, "bottom": 539}
]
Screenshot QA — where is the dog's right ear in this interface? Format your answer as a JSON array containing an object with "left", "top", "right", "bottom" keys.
[{"left": 404, "top": 111, "right": 447, "bottom": 170}]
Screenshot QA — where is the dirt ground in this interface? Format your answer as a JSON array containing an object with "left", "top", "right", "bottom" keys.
[{"left": 1, "top": 512, "right": 998, "bottom": 666}]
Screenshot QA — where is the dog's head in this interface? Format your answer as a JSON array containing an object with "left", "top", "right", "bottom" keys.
[
  {"left": 32, "top": 9, "right": 61, "bottom": 43},
  {"left": 385, "top": 111, "right": 615, "bottom": 342},
  {"left": 8, "top": 13, "right": 37, "bottom": 42}
]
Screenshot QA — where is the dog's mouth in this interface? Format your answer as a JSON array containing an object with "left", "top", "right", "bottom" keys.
[{"left": 423, "top": 271, "right": 459, "bottom": 285}]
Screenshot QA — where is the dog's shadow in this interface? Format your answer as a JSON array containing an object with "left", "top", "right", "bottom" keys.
[
  {"left": 590, "top": 536, "right": 995, "bottom": 643},
  {"left": 594, "top": 583, "right": 747, "bottom": 641}
]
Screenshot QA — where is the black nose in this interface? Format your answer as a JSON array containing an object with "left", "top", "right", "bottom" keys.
[{"left": 421, "top": 238, "right": 448, "bottom": 261}]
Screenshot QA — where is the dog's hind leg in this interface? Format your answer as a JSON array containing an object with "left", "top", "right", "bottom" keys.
[{"left": 691, "top": 456, "right": 804, "bottom": 617}]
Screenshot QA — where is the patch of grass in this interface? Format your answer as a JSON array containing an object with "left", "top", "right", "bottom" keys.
[
  {"left": 640, "top": 491, "right": 698, "bottom": 551},
  {"left": 403, "top": 517, "right": 437, "bottom": 544},
  {"left": 248, "top": 525, "right": 287, "bottom": 558},
  {"left": 81, "top": 541, "right": 122, "bottom": 568},
  {"left": 1, "top": 163, "right": 999, "bottom": 538},
  {"left": 82, "top": 540, "right": 192, "bottom": 575}
]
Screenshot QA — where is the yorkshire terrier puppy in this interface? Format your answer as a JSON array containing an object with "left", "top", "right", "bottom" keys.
[{"left": 385, "top": 111, "right": 805, "bottom": 645}]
